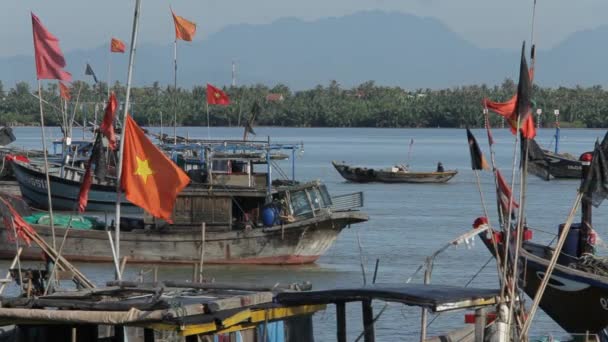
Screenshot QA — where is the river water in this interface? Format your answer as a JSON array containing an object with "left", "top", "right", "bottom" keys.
[{"left": 4, "top": 126, "right": 607, "bottom": 340}]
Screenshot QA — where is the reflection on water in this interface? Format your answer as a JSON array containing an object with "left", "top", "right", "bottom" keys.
[{"left": 5, "top": 126, "right": 604, "bottom": 339}]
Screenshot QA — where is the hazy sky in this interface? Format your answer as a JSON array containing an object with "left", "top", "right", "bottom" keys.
[{"left": 3, "top": 0, "right": 607, "bottom": 57}]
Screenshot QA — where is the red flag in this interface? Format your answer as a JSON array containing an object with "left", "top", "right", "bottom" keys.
[
  {"left": 171, "top": 11, "right": 197, "bottom": 42},
  {"left": 110, "top": 38, "right": 126, "bottom": 53},
  {"left": 121, "top": 116, "right": 190, "bottom": 222},
  {"left": 0, "top": 197, "right": 35, "bottom": 246},
  {"left": 496, "top": 169, "right": 519, "bottom": 216},
  {"left": 483, "top": 96, "right": 536, "bottom": 139},
  {"left": 31, "top": 13, "right": 72, "bottom": 81},
  {"left": 77, "top": 134, "right": 106, "bottom": 213},
  {"left": 483, "top": 43, "right": 536, "bottom": 139},
  {"left": 77, "top": 165, "right": 93, "bottom": 213},
  {"left": 100, "top": 93, "right": 118, "bottom": 150},
  {"left": 206, "top": 84, "right": 230, "bottom": 105},
  {"left": 59, "top": 82, "right": 70, "bottom": 100}
]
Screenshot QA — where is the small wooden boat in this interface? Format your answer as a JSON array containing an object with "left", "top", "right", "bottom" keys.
[{"left": 332, "top": 161, "right": 457, "bottom": 183}]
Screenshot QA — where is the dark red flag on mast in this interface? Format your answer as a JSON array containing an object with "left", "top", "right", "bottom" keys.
[
  {"left": 31, "top": 13, "right": 72, "bottom": 81},
  {"left": 100, "top": 93, "right": 118, "bottom": 150}
]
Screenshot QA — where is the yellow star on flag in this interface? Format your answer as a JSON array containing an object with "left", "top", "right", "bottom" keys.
[
  {"left": 134, "top": 156, "right": 154, "bottom": 184},
  {"left": 214, "top": 92, "right": 221, "bottom": 98}
]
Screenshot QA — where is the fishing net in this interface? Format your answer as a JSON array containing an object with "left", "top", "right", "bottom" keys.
[{"left": 568, "top": 253, "right": 608, "bottom": 277}]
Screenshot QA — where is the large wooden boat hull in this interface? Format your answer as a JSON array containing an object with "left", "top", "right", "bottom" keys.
[
  {"left": 332, "top": 161, "right": 457, "bottom": 183},
  {"left": 480, "top": 233, "right": 608, "bottom": 336},
  {"left": 0, "top": 211, "right": 368, "bottom": 265}
]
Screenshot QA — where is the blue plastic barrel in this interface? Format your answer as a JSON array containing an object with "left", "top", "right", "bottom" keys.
[
  {"left": 261, "top": 205, "right": 279, "bottom": 227},
  {"left": 558, "top": 223, "right": 581, "bottom": 264}
]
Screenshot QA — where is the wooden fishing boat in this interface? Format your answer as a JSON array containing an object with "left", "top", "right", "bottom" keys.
[
  {"left": 525, "top": 138, "right": 582, "bottom": 180},
  {"left": 478, "top": 222, "right": 608, "bottom": 338},
  {"left": 477, "top": 148, "right": 608, "bottom": 338},
  {"left": 3, "top": 141, "right": 368, "bottom": 265},
  {"left": 332, "top": 161, "right": 457, "bottom": 183}
]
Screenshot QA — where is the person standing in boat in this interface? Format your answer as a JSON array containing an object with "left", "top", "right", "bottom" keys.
[{"left": 436, "top": 162, "right": 444, "bottom": 172}]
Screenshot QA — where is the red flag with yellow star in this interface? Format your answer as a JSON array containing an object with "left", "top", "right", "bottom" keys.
[
  {"left": 206, "top": 83, "right": 230, "bottom": 105},
  {"left": 121, "top": 115, "right": 190, "bottom": 222}
]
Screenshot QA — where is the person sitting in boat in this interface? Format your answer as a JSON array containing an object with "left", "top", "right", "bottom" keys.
[
  {"left": 436, "top": 162, "right": 444, "bottom": 172},
  {"left": 393, "top": 164, "right": 409, "bottom": 172}
]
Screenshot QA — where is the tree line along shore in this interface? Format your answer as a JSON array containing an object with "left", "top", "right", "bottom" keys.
[{"left": 1, "top": 79, "right": 605, "bottom": 128}]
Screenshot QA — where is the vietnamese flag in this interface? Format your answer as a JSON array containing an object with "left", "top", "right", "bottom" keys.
[
  {"left": 110, "top": 38, "right": 126, "bottom": 53},
  {"left": 100, "top": 93, "right": 118, "bottom": 150},
  {"left": 121, "top": 115, "right": 190, "bottom": 222},
  {"left": 31, "top": 13, "right": 72, "bottom": 81},
  {"left": 59, "top": 82, "right": 70, "bottom": 100},
  {"left": 206, "top": 83, "right": 230, "bottom": 105},
  {"left": 171, "top": 10, "right": 196, "bottom": 42}
]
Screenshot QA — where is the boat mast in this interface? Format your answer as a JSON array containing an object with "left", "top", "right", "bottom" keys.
[
  {"left": 173, "top": 38, "right": 178, "bottom": 145},
  {"left": 36, "top": 81, "right": 57, "bottom": 250},
  {"left": 113, "top": 0, "right": 142, "bottom": 280}
]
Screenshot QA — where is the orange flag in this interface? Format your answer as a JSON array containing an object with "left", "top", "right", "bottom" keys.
[
  {"left": 110, "top": 37, "right": 126, "bottom": 53},
  {"left": 171, "top": 10, "right": 196, "bottom": 42},
  {"left": 483, "top": 96, "right": 536, "bottom": 139},
  {"left": 121, "top": 116, "right": 190, "bottom": 222},
  {"left": 206, "top": 83, "right": 230, "bottom": 105},
  {"left": 59, "top": 82, "right": 70, "bottom": 100}
]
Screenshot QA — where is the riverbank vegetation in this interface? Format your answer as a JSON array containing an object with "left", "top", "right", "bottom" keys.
[{"left": 0, "top": 79, "right": 604, "bottom": 128}]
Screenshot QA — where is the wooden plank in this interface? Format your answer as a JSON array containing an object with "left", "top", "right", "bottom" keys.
[
  {"left": 206, "top": 292, "right": 274, "bottom": 312},
  {"left": 179, "top": 305, "right": 325, "bottom": 337},
  {"left": 220, "top": 309, "right": 251, "bottom": 328}
]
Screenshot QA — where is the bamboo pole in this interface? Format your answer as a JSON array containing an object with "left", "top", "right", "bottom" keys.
[
  {"left": 114, "top": 0, "right": 142, "bottom": 281},
  {"left": 520, "top": 192, "right": 583, "bottom": 339},
  {"left": 356, "top": 231, "right": 367, "bottom": 285},
  {"left": 106, "top": 231, "right": 122, "bottom": 280},
  {"left": 198, "top": 222, "right": 206, "bottom": 282},
  {"left": 500, "top": 116, "right": 521, "bottom": 302},
  {"left": 206, "top": 101, "right": 210, "bottom": 139},
  {"left": 173, "top": 39, "right": 178, "bottom": 145},
  {"left": 36, "top": 81, "right": 57, "bottom": 252}
]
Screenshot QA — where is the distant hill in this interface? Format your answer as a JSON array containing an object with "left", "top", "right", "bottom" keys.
[{"left": 1, "top": 11, "right": 607, "bottom": 90}]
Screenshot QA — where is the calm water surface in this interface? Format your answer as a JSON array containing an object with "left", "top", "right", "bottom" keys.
[{"left": 4, "top": 126, "right": 607, "bottom": 340}]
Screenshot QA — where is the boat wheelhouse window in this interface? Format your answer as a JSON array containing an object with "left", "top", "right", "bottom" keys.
[
  {"left": 212, "top": 160, "right": 232, "bottom": 174},
  {"left": 308, "top": 188, "right": 322, "bottom": 210},
  {"left": 318, "top": 185, "right": 332, "bottom": 207},
  {"left": 290, "top": 190, "right": 313, "bottom": 217},
  {"left": 231, "top": 161, "right": 248, "bottom": 173}
]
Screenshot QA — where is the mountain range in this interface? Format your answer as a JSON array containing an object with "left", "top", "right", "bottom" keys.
[{"left": 2, "top": 11, "right": 607, "bottom": 90}]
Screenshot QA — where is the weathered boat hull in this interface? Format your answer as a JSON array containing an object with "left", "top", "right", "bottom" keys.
[
  {"left": 527, "top": 149, "right": 582, "bottom": 180},
  {"left": 332, "top": 161, "right": 457, "bottom": 183},
  {"left": 0, "top": 211, "right": 367, "bottom": 265},
  {"left": 11, "top": 160, "right": 142, "bottom": 215}
]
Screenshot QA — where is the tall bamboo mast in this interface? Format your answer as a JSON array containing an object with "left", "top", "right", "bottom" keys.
[{"left": 113, "top": 0, "right": 142, "bottom": 280}]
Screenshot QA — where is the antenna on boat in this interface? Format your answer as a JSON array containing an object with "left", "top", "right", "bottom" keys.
[
  {"left": 113, "top": 0, "right": 142, "bottom": 280},
  {"left": 232, "top": 59, "right": 237, "bottom": 87},
  {"left": 554, "top": 109, "right": 560, "bottom": 154}
]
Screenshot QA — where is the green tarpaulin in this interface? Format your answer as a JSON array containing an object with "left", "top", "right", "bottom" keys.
[{"left": 23, "top": 213, "right": 104, "bottom": 230}]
